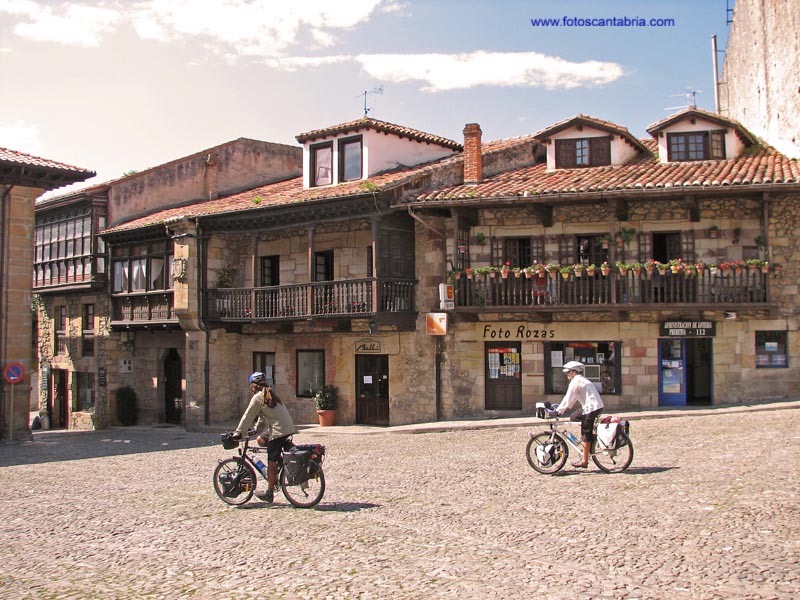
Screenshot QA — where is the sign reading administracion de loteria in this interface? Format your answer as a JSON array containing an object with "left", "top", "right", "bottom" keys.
[{"left": 659, "top": 320, "right": 716, "bottom": 337}]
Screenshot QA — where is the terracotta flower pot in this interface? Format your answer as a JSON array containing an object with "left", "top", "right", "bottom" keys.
[{"left": 317, "top": 409, "right": 336, "bottom": 427}]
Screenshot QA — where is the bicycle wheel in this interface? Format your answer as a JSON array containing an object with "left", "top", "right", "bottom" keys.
[
  {"left": 592, "top": 434, "right": 634, "bottom": 473},
  {"left": 213, "top": 457, "right": 257, "bottom": 506},
  {"left": 280, "top": 461, "right": 325, "bottom": 508},
  {"left": 525, "top": 432, "right": 568, "bottom": 474}
]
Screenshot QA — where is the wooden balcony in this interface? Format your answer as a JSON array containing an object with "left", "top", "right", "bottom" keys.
[
  {"left": 111, "top": 291, "right": 178, "bottom": 326},
  {"left": 205, "top": 277, "right": 416, "bottom": 322},
  {"left": 453, "top": 268, "right": 773, "bottom": 313}
]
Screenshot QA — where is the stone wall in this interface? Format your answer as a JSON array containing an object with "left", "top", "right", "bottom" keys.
[{"left": 721, "top": 0, "right": 800, "bottom": 158}]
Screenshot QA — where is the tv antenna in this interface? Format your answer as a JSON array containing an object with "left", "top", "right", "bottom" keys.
[
  {"left": 664, "top": 87, "right": 702, "bottom": 110},
  {"left": 356, "top": 85, "right": 383, "bottom": 117}
]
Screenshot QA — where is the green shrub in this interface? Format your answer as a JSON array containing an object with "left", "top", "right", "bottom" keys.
[
  {"left": 115, "top": 386, "right": 139, "bottom": 426},
  {"left": 314, "top": 384, "right": 338, "bottom": 411}
]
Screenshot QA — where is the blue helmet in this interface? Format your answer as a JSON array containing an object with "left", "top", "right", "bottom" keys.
[{"left": 248, "top": 372, "right": 267, "bottom": 386}]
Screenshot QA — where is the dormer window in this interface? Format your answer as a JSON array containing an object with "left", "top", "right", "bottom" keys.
[
  {"left": 555, "top": 136, "right": 610, "bottom": 168},
  {"left": 338, "top": 136, "right": 363, "bottom": 182},
  {"left": 311, "top": 142, "right": 333, "bottom": 187},
  {"left": 666, "top": 130, "right": 726, "bottom": 161}
]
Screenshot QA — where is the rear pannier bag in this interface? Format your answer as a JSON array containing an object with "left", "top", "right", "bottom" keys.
[{"left": 282, "top": 449, "right": 312, "bottom": 485}]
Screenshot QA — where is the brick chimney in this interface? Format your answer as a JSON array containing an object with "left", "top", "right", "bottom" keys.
[{"left": 462, "top": 123, "right": 482, "bottom": 184}]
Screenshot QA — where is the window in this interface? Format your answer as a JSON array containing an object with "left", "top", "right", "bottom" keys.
[
  {"left": 555, "top": 137, "right": 611, "bottom": 168},
  {"left": 82, "top": 304, "right": 95, "bottom": 357},
  {"left": 576, "top": 235, "right": 609, "bottom": 267},
  {"left": 544, "top": 341, "right": 621, "bottom": 395},
  {"left": 56, "top": 306, "right": 68, "bottom": 355},
  {"left": 75, "top": 372, "right": 95, "bottom": 411},
  {"left": 311, "top": 142, "right": 333, "bottom": 187},
  {"left": 111, "top": 241, "right": 173, "bottom": 294},
  {"left": 366, "top": 246, "right": 373, "bottom": 278},
  {"left": 456, "top": 227, "right": 470, "bottom": 270},
  {"left": 755, "top": 331, "right": 787, "bottom": 368},
  {"left": 296, "top": 350, "right": 324, "bottom": 397},
  {"left": 253, "top": 352, "right": 276, "bottom": 385},
  {"left": 339, "top": 136, "right": 362, "bottom": 182},
  {"left": 314, "top": 250, "right": 334, "bottom": 282},
  {"left": 667, "top": 131, "right": 727, "bottom": 162},
  {"left": 259, "top": 256, "right": 280, "bottom": 286},
  {"left": 34, "top": 207, "right": 97, "bottom": 287}
]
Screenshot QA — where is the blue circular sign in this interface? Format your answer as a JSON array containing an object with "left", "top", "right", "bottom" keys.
[{"left": 3, "top": 362, "right": 25, "bottom": 384}]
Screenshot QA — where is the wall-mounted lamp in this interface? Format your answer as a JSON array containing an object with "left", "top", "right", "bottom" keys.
[{"left": 368, "top": 320, "right": 377, "bottom": 335}]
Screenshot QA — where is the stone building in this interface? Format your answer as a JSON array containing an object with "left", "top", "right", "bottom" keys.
[
  {"left": 92, "top": 109, "right": 799, "bottom": 429},
  {"left": 34, "top": 138, "right": 301, "bottom": 430},
  {"left": 1, "top": 148, "right": 93, "bottom": 441},
  {"left": 721, "top": 0, "right": 800, "bottom": 158}
]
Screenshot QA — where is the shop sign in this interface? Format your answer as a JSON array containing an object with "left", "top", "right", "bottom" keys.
[
  {"left": 659, "top": 320, "right": 716, "bottom": 337},
  {"left": 355, "top": 338, "right": 381, "bottom": 353},
  {"left": 482, "top": 324, "right": 557, "bottom": 339}
]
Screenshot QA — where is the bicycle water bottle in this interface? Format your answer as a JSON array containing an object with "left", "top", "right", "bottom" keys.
[
  {"left": 254, "top": 457, "right": 269, "bottom": 476},
  {"left": 566, "top": 430, "right": 579, "bottom": 445}
]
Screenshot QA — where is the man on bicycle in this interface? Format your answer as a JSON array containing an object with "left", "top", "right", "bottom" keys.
[
  {"left": 232, "top": 372, "right": 297, "bottom": 503},
  {"left": 554, "top": 360, "right": 604, "bottom": 469}
]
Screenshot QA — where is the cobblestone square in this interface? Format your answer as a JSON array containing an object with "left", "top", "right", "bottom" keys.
[{"left": 0, "top": 407, "right": 798, "bottom": 599}]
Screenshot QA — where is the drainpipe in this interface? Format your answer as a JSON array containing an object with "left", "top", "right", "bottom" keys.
[{"left": 194, "top": 218, "right": 211, "bottom": 427}]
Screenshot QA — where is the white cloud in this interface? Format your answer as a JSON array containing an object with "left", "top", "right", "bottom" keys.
[
  {"left": 0, "top": 120, "right": 42, "bottom": 155},
  {"left": 355, "top": 50, "right": 625, "bottom": 91},
  {"left": 9, "top": 3, "right": 121, "bottom": 47},
  {"left": 264, "top": 54, "right": 353, "bottom": 72},
  {"left": 130, "top": 0, "right": 383, "bottom": 58}
]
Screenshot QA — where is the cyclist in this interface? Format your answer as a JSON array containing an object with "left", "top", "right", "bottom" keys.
[
  {"left": 554, "top": 360, "right": 604, "bottom": 468},
  {"left": 232, "top": 372, "right": 297, "bottom": 502}
]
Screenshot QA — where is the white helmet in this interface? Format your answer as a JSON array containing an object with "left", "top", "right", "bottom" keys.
[{"left": 561, "top": 360, "right": 584, "bottom": 373}]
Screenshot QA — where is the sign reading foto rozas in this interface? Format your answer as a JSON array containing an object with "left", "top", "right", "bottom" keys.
[{"left": 660, "top": 320, "right": 716, "bottom": 337}]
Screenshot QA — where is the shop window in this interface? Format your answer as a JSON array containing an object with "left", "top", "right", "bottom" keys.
[
  {"left": 755, "top": 331, "right": 787, "bottom": 368},
  {"left": 76, "top": 372, "right": 95, "bottom": 411},
  {"left": 253, "top": 352, "right": 276, "bottom": 386},
  {"left": 544, "top": 341, "right": 621, "bottom": 395},
  {"left": 296, "top": 350, "right": 324, "bottom": 397}
]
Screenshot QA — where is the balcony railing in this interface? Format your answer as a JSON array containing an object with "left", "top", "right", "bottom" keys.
[
  {"left": 205, "top": 277, "right": 415, "bottom": 322},
  {"left": 453, "top": 268, "right": 772, "bottom": 310},
  {"left": 111, "top": 291, "right": 177, "bottom": 325}
]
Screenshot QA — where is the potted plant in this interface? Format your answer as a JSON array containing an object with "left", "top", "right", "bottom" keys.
[
  {"left": 314, "top": 384, "right": 338, "bottom": 426},
  {"left": 600, "top": 261, "right": 611, "bottom": 276}
]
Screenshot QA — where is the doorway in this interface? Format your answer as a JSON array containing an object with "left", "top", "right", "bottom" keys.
[
  {"left": 485, "top": 342, "right": 522, "bottom": 410},
  {"left": 164, "top": 349, "right": 183, "bottom": 425},
  {"left": 356, "top": 354, "right": 389, "bottom": 425},
  {"left": 658, "top": 338, "right": 713, "bottom": 406},
  {"left": 50, "top": 369, "right": 68, "bottom": 429}
]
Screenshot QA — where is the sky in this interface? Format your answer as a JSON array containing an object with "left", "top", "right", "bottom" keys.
[{"left": 0, "top": 0, "right": 735, "bottom": 196}]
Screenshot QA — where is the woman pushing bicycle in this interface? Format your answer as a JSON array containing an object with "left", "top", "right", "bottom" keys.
[
  {"left": 553, "top": 361, "right": 604, "bottom": 469},
  {"left": 231, "top": 372, "right": 297, "bottom": 503}
]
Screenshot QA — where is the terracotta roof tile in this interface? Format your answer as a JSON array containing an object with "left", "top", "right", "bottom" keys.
[
  {"left": 296, "top": 117, "right": 462, "bottom": 150},
  {"left": 411, "top": 144, "right": 799, "bottom": 203},
  {"left": 0, "top": 147, "right": 94, "bottom": 175}
]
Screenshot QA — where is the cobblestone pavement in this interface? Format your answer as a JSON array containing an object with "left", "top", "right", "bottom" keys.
[{"left": 0, "top": 407, "right": 798, "bottom": 600}]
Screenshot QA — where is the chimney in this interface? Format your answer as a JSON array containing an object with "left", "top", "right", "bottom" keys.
[
  {"left": 204, "top": 152, "right": 219, "bottom": 200},
  {"left": 462, "top": 123, "right": 482, "bottom": 184}
]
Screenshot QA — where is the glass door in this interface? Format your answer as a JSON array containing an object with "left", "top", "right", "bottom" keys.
[{"left": 658, "top": 338, "right": 686, "bottom": 406}]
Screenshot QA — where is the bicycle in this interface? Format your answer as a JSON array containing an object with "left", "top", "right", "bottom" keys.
[
  {"left": 213, "top": 429, "right": 326, "bottom": 507},
  {"left": 525, "top": 406, "right": 634, "bottom": 474}
]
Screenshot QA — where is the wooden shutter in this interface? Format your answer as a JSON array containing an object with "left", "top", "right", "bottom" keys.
[
  {"left": 637, "top": 232, "right": 652, "bottom": 263},
  {"left": 555, "top": 140, "right": 576, "bottom": 169},
  {"left": 680, "top": 231, "right": 696, "bottom": 263},
  {"left": 531, "top": 236, "right": 545, "bottom": 264},
  {"left": 490, "top": 237, "right": 503, "bottom": 266},
  {"left": 558, "top": 235, "right": 575, "bottom": 264},
  {"left": 589, "top": 137, "right": 611, "bottom": 166}
]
